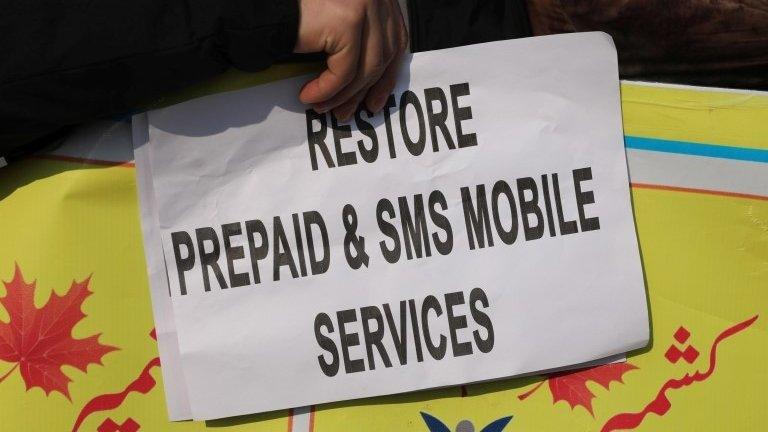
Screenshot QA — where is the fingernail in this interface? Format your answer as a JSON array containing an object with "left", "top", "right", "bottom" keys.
[
  {"left": 369, "top": 95, "right": 386, "bottom": 113},
  {"left": 342, "top": 107, "right": 357, "bottom": 121}
]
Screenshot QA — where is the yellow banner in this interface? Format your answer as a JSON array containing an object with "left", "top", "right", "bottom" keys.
[{"left": 0, "top": 79, "right": 765, "bottom": 432}]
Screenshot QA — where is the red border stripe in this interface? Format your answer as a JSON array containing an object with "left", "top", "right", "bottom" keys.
[
  {"left": 631, "top": 182, "right": 768, "bottom": 201},
  {"left": 309, "top": 405, "right": 316, "bottom": 432},
  {"left": 286, "top": 408, "right": 294, "bottom": 432},
  {"left": 27, "top": 155, "right": 768, "bottom": 202}
]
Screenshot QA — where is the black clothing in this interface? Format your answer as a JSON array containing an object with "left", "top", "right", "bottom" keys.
[
  {"left": 0, "top": 0, "right": 300, "bottom": 159},
  {"left": 407, "top": 0, "right": 531, "bottom": 52},
  {"left": 0, "top": 0, "right": 531, "bottom": 162}
]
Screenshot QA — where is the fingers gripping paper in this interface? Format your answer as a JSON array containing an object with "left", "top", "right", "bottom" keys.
[{"left": 137, "top": 33, "right": 649, "bottom": 420}]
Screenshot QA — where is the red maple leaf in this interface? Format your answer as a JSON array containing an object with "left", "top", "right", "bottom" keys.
[
  {"left": 518, "top": 362, "right": 637, "bottom": 416},
  {"left": 0, "top": 264, "right": 118, "bottom": 400}
]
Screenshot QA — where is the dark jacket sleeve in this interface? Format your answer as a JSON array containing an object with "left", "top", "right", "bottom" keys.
[
  {"left": 407, "top": 0, "right": 532, "bottom": 53},
  {"left": 0, "top": 0, "right": 299, "bottom": 158}
]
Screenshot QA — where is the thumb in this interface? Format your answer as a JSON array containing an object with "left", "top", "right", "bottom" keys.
[{"left": 299, "top": 27, "right": 363, "bottom": 105}]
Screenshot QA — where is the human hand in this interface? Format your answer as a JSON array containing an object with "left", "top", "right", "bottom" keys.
[{"left": 294, "top": 0, "right": 408, "bottom": 120}]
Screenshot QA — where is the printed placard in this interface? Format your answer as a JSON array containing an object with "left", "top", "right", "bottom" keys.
[{"left": 142, "top": 32, "right": 649, "bottom": 420}]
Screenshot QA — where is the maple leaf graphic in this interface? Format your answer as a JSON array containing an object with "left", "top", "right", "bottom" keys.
[
  {"left": 0, "top": 264, "right": 118, "bottom": 400},
  {"left": 518, "top": 363, "right": 637, "bottom": 416}
]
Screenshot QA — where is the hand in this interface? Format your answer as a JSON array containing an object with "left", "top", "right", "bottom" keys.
[{"left": 295, "top": 0, "right": 408, "bottom": 120}]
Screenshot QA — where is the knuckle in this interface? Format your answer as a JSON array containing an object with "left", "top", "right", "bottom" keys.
[
  {"left": 338, "top": 71, "right": 355, "bottom": 87},
  {"left": 382, "top": 45, "right": 396, "bottom": 64},
  {"left": 398, "top": 37, "right": 408, "bottom": 53},
  {"left": 335, "top": 64, "right": 357, "bottom": 83},
  {"left": 370, "top": 60, "right": 387, "bottom": 78},
  {"left": 398, "top": 29, "right": 409, "bottom": 52},
  {"left": 344, "top": 2, "right": 366, "bottom": 25}
]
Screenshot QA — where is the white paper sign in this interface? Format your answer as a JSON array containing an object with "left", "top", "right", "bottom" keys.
[
  {"left": 133, "top": 114, "right": 193, "bottom": 420},
  {"left": 140, "top": 32, "right": 649, "bottom": 420}
]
